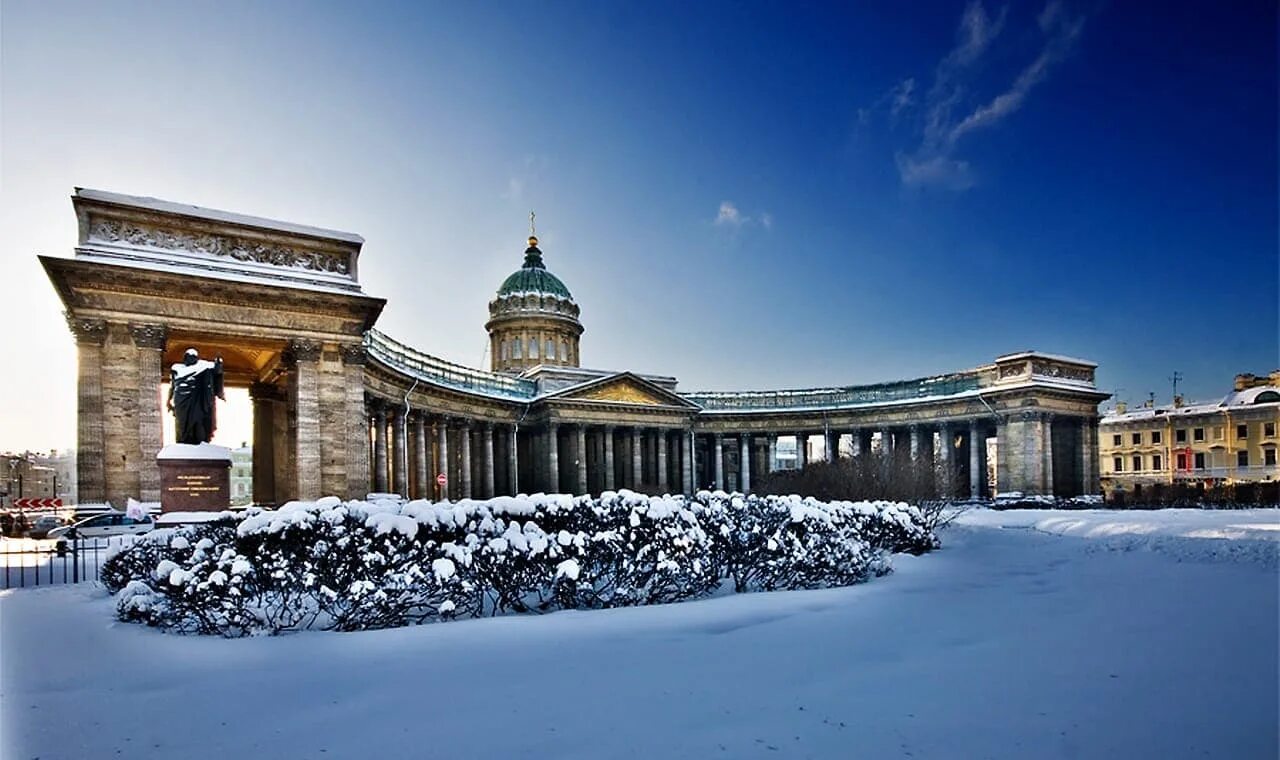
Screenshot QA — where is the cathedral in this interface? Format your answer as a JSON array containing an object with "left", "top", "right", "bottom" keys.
[{"left": 43, "top": 189, "right": 1108, "bottom": 508}]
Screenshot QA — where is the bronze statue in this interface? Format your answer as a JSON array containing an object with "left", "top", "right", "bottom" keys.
[{"left": 167, "top": 348, "right": 225, "bottom": 444}]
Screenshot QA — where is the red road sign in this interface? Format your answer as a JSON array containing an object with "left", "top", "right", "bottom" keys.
[
  {"left": 12, "top": 498, "right": 62, "bottom": 509},
  {"left": 436, "top": 474, "right": 447, "bottom": 486}
]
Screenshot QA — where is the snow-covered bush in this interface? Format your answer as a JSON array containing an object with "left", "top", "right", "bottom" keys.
[{"left": 105, "top": 491, "right": 935, "bottom": 636}]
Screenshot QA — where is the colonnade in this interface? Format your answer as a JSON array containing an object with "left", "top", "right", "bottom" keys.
[{"left": 365, "top": 399, "right": 1097, "bottom": 500}]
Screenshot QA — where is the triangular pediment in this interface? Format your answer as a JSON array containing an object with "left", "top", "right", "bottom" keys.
[{"left": 547, "top": 372, "right": 699, "bottom": 408}]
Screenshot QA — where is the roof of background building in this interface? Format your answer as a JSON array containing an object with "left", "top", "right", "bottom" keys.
[{"left": 1101, "top": 384, "right": 1280, "bottom": 424}]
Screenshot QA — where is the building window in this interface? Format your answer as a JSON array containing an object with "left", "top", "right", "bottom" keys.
[
  {"left": 1131, "top": 455, "right": 1142, "bottom": 472},
  {"left": 1194, "top": 452, "right": 1205, "bottom": 470},
  {"left": 1152, "top": 454, "right": 1162, "bottom": 471},
  {"left": 1265, "top": 449, "right": 1277, "bottom": 466},
  {"left": 1151, "top": 430, "right": 1162, "bottom": 444},
  {"left": 1112, "top": 434, "right": 1122, "bottom": 446},
  {"left": 528, "top": 338, "right": 538, "bottom": 359},
  {"left": 546, "top": 339, "right": 555, "bottom": 359},
  {"left": 1131, "top": 432, "right": 1142, "bottom": 445},
  {"left": 1265, "top": 422, "right": 1276, "bottom": 438},
  {"left": 1213, "top": 426, "right": 1224, "bottom": 441},
  {"left": 1237, "top": 451, "right": 1249, "bottom": 467},
  {"left": 1193, "top": 428, "right": 1204, "bottom": 442},
  {"left": 1176, "top": 452, "right": 1188, "bottom": 470},
  {"left": 1175, "top": 429, "right": 1187, "bottom": 443},
  {"left": 1237, "top": 424, "right": 1248, "bottom": 439},
  {"left": 513, "top": 339, "right": 522, "bottom": 359},
  {"left": 1112, "top": 456, "right": 1123, "bottom": 473}
]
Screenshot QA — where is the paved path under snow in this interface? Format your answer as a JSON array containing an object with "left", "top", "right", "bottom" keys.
[{"left": 2, "top": 510, "right": 1276, "bottom": 759}]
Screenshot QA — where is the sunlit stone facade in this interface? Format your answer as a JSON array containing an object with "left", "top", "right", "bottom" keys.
[{"left": 43, "top": 189, "right": 1110, "bottom": 506}]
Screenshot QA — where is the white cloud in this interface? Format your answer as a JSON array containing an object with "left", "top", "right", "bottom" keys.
[
  {"left": 866, "top": 1, "right": 1085, "bottom": 191},
  {"left": 715, "top": 201, "right": 744, "bottom": 226},
  {"left": 896, "top": 153, "right": 975, "bottom": 191},
  {"left": 714, "top": 201, "right": 773, "bottom": 230}
]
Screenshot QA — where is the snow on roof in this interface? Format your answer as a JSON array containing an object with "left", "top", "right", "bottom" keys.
[
  {"left": 995, "top": 350, "right": 1097, "bottom": 367},
  {"left": 75, "top": 188, "right": 364, "bottom": 245},
  {"left": 70, "top": 252, "right": 366, "bottom": 296},
  {"left": 1102, "top": 384, "right": 1280, "bottom": 423}
]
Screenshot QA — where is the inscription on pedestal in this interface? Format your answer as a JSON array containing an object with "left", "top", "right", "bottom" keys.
[{"left": 158, "top": 446, "right": 232, "bottom": 512}]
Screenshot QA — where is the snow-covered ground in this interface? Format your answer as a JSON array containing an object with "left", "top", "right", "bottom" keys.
[{"left": 2, "top": 508, "right": 1276, "bottom": 759}]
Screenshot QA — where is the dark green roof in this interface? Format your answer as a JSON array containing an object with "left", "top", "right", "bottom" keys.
[{"left": 496, "top": 240, "right": 573, "bottom": 299}]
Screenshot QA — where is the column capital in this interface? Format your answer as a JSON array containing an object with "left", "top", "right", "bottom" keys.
[
  {"left": 285, "top": 338, "right": 323, "bottom": 364},
  {"left": 65, "top": 314, "right": 107, "bottom": 345},
  {"left": 249, "top": 381, "right": 283, "bottom": 402},
  {"left": 128, "top": 322, "right": 168, "bottom": 350},
  {"left": 339, "top": 344, "right": 367, "bottom": 366}
]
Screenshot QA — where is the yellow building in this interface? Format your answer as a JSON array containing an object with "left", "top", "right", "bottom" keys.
[{"left": 1099, "top": 372, "right": 1280, "bottom": 502}]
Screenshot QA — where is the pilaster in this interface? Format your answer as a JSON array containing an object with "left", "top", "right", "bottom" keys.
[
  {"left": 287, "top": 339, "right": 323, "bottom": 500},
  {"left": 68, "top": 316, "right": 107, "bottom": 503}
]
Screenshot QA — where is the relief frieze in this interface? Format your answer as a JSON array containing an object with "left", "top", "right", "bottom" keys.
[{"left": 88, "top": 218, "right": 350, "bottom": 276}]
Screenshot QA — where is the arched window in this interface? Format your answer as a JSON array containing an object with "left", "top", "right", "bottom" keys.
[
  {"left": 546, "top": 339, "right": 555, "bottom": 359},
  {"left": 529, "top": 338, "right": 538, "bottom": 359},
  {"left": 559, "top": 340, "right": 567, "bottom": 361},
  {"left": 513, "top": 338, "right": 522, "bottom": 359}
]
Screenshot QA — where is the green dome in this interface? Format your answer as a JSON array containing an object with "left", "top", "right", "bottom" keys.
[{"left": 496, "top": 237, "right": 573, "bottom": 299}]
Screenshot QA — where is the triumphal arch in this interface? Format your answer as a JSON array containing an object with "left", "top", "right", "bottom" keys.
[{"left": 43, "top": 189, "right": 1109, "bottom": 508}]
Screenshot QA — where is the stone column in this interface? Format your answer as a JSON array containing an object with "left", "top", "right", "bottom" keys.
[
  {"left": 414, "top": 414, "right": 429, "bottom": 499},
  {"left": 509, "top": 425, "right": 520, "bottom": 495},
  {"left": 459, "top": 422, "right": 473, "bottom": 499},
  {"left": 604, "top": 427, "right": 616, "bottom": 491},
  {"left": 1080, "top": 417, "right": 1098, "bottom": 496},
  {"left": 910, "top": 425, "right": 921, "bottom": 462},
  {"left": 436, "top": 419, "right": 449, "bottom": 500},
  {"left": 69, "top": 317, "right": 107, "bottom": 504},
  {"left": 1043, "top": 414, "right": 1055, "bottom": 497},
  {"left": 656, "top": 431, "right": 669, "bottom": 493},
  {"left": 573, "top": 425, "right": 587, "bottom": 495},
  {"left": 250, "top": 382, "right": 280, "bottom": 505},
  {"left": 851, "top": 429, "right": 862, "bottom": 457},
  {"left": 393, "top": 410, "right": 408, "bottom": 497},
  {"left": 795, "top": 433, "right": 807, "bottom": 469},
  {"left": 372, "top": 403, "right": 389, "bottom": 493},
  {"left": 969, "top": 421, "right": 982, "bottom": 499},
  {"left": 937, "top": 424, "right": 952, "bottom": 497},
  {"left": 631, "top": 428, "right": 642, "bottom": 491},
  {"left": 768, "top": 435, "right": 777, "bottom": 472},
  {"left": 129, "top": 323, "right": 167, "bottom": 503},
  {"left": 713, "top": 434, "right": 724, "bottom": 490},
  {"left": 547, "top": 422, "right": 560, "bottom": 493},
  {"left": 482, "top": 423, "right": 495, "bottom": 499},
  {"left": 340, "top": 345, "right": 371, "bottom": 501},
  {"left": 740, "top": 435, "right": 751, "bottom": 494},
  {"left": 681, "top": 430, "right": 693, "bottom": 494},
  {"left": 824, "top": 430, "right": 836, "bottom": 462},
  {"left": 288, "top": 340, "right": 323, "bottom": 501}
]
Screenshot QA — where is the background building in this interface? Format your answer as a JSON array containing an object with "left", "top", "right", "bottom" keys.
[
  {"left": 1099, "top": 372, "right": 1280, "bottom": 501},
  {"left": 1, "top": 450, "right": 76, "bottom": 507}
]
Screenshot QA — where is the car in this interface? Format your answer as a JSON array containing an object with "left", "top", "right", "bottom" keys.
[
  {"left": 26, "top": 515, "right": 64, "bottom": 539},
  {"left": 47, "top": 512, "right": 154, "bottom": 540}
]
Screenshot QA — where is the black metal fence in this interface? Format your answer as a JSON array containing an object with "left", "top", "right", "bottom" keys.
[{"left": 0, "top": 537, "right": 128, "bottom": 589}]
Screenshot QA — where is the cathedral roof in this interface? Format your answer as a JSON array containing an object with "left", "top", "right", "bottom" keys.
[{"left": 496, "top": 236, "right": 573, "bottom": 300}]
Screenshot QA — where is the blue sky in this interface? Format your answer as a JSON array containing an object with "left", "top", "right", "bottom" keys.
[{"left": 1, "top": 0, "right": 1276, "bottom": 451}]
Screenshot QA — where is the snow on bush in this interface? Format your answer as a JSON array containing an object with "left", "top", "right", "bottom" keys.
[{"left": 102, "top": 491, "right": 936, "bottom": 636}]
